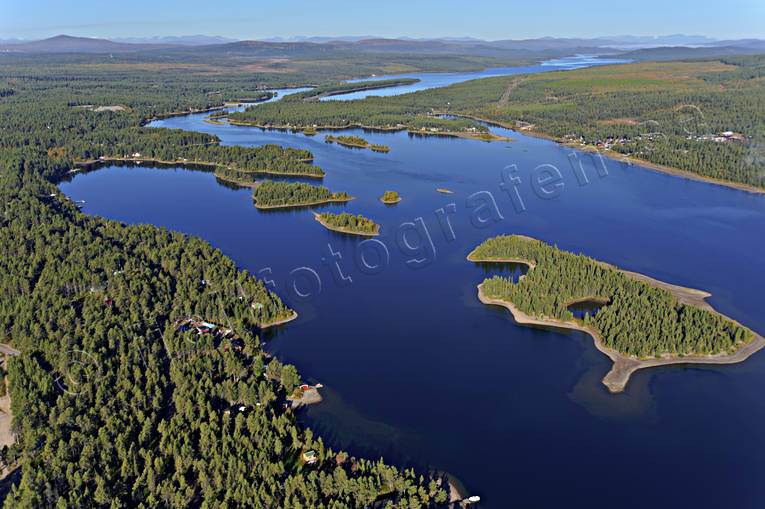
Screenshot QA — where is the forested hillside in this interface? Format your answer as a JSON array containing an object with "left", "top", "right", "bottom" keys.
[
  {"left": 0, "top": 55, "right": 446, "bottom": 507},
  {"left": 473, "top": 235, "right": 754, "bottom": 358}
]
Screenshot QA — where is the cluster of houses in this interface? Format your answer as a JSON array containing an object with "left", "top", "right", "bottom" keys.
[
  {"left": 563, "top": 134, "right": 630, "bottom": 149},
  {"left": 596, "top": 136, "right": 631, "bottom": 149},
  {"left": 173, "top": 315, "right": 244, "bottom": 350},
  {"left": 688, "top": 131, "right": 746, "bottom": 143}
]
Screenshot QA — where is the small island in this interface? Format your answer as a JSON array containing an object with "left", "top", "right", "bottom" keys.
[
  {"left": 313, "top": 211, "right": 380, "bottom": 236},
  {"left": 468, "top": 235, "right": 765, "bottom": 392},
  {"left": 252, "top": 181, "right": 353, "bottom": 209},
  {"left": 325, "top": 134, "right": 390, "bottom": 152},
  {"left": 379, "top": 190, "right": 401, "bottom": 204}
]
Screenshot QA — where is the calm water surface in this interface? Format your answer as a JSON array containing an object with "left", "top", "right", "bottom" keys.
[
  {"left": 59, "top": 59, "right": 765, "bottom": 509},
  {"left": 325, "top": 54, "right": 629, "bottom": 100}
]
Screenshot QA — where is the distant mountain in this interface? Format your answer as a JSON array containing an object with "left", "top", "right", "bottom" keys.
[
  {"left": 112, "top": 35, "right": 237, "bottom": 45},
  {"left": 594, "top": 34, "right": 718, "bottom": 48},
  {"left": 708, "top": 39, "right": 765, "bottom": 50},
  {"left": 0, "top": 35, "right": 176, "bottom": 53},
  {"left": 3, "top": 34, "right": 762, "bottom": 59},
  {"left": 261, "top": 36, "right": 377, "bottom": 43}
]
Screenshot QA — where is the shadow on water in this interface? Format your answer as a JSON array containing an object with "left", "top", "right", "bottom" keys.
[
  {"left": 474, "top": 261, "right": 528, "bottom": 284},
  {"left": 57, "top": 159, "right": 218, "bottom": 184}
]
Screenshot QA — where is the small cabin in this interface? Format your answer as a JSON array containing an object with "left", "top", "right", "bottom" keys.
[{"left": 302, "top": 450, "right": 317, "bottom": 464}]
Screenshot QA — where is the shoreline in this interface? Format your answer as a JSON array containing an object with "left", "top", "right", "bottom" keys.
[
  {"left": 288, "top": 387, "right": 323, "bottom": 409},
  {"left": 226, "top": 119, "right": 509, "bottom": 142},
  {"left": 306, "top": 79, "right": 420, "bottom": 101},
  {"left": 468, "top": 249, "right": 765, "bottom": 392},
  {"left": 214, "top": 175, "right": 261, "bottom": 189},
  {"left": 254, "top": 196, "right": 354, "bottom": 210},
  {"left": 259, "top": 310, "right": 298, "bottom": 330},
  {"left": 379, "top": 197, "right": 402, "bottom": 204},
  {"left": 312, "top": 212, "right": 380, "bottom": 237},
  {"left": 443, "top": 112, "right": 765, "bottom": 196},
  {"left": 71, "top": 158, "right": 325, "bottom": 179}
]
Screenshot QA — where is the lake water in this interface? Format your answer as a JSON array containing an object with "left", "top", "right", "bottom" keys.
[
  {"left": 59, "top": 58, "right": 765, "bottom": 509},
  {"left": 323, "top": 54, "right": 629, "bottom": 101}
]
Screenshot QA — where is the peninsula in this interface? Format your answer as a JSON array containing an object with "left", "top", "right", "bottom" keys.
[
  {"left": 468, "top": 235, "right": 765, "bottom": 392},
  {"left": 312, "top": 211, "right": 380, "bottom": 236}
]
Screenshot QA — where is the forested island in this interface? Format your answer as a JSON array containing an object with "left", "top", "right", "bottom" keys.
[
  {"left": 325, "top": 134, "right": 391, "bottom": 152},
  {"left": 313, "top": 212, "right": 380, "bottom": 236},
  {"left": 232, "top": 56, "right": 765, "bottom": 191},
  {"left": 0, "top": 51, "right": 448, "bottom": 506},
  {"left": 469, "top": 235, "right": 765, "bottom": 391},
  {"left": 379, "top": 190, "right": 402, "bottom": 204},
  {"left": 252, "top": 180, "right": 353, "bottom": 209}
]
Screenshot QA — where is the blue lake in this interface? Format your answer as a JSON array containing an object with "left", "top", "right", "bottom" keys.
[
  {"left": 59, "top": 59, "right": 765, "bottom": 509},
  {"left": 325, "top": 54, "right": 629, "bottom": 100}
]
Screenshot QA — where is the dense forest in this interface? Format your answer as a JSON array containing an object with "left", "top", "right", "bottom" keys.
[
  {"left": 0, "top": 54, "right": 447, "bottom": 506},
  {"left": 233, "top": 56, "right": 765, "bottom": 188},
  {"left": 316, "top": 213, "right": 380, "bottom": 235},
  {"left": 252, "top": 181, "right": 351, "bottom": 208},
  {"left": 473, "top": 235, "right": 754, "bottom": 358}
]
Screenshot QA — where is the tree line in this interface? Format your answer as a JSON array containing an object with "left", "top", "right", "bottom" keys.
[{"left": 253, "top": 181, "right": 350, "bottom": 207}]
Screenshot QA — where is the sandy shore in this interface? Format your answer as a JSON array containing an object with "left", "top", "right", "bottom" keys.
[
  {"left": 312, "top": 212, "right": 380, "bottom": 237},
  {"left": 379, "top": 196, "right": 402, "bottom": 204},
  {"left": 289, "top": 387, "right": 323, "bottom": 409},
  {"left": 259, "top": 311, "right": 298, "bottom": 330},
  {"left": 469, "top": 249, "right": 765, "bottom": 392}
]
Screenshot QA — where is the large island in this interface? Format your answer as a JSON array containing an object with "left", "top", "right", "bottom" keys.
[
  {"left": 469, "top": 235, "right": 765, "bottom": 392},
  {"left": 252, "top": 180, "right": 353, "bottom": 209}
]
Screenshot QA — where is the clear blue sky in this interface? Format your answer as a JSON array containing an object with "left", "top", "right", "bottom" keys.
[{"left": 1, "top": 0, "right": 763, "bottom": 41}]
